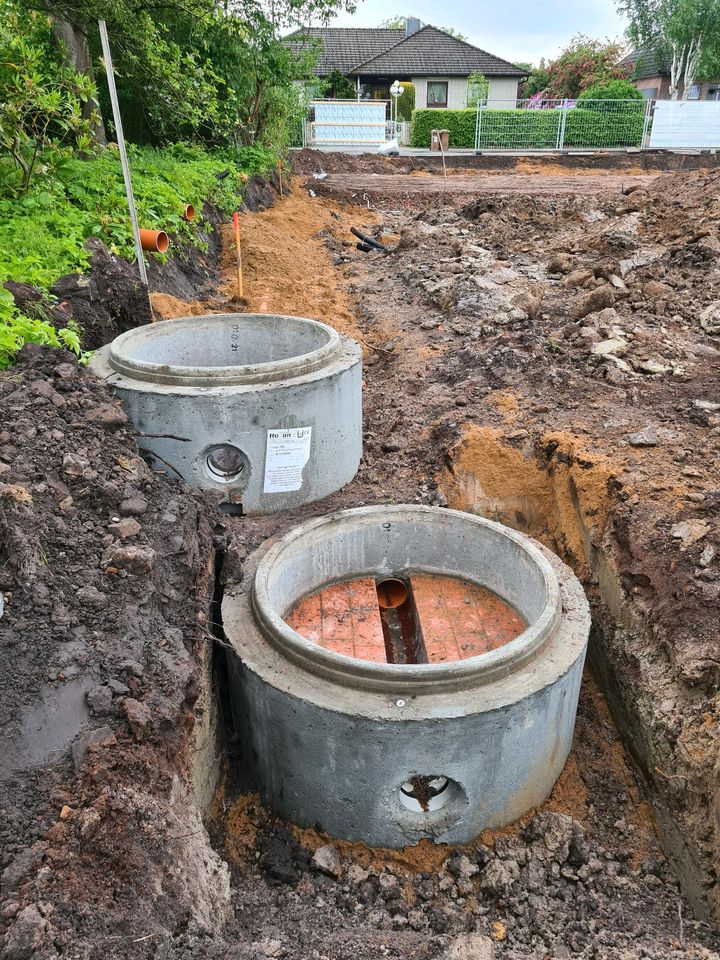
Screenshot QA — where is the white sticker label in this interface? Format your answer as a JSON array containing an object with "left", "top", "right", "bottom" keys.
[{"left": 263, "top": 427, "right": 312, "bottom": 493}]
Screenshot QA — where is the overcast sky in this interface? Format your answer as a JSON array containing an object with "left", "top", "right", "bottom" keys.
[{"left": 326, "top": 0, "right": 628, "bottom": 66}]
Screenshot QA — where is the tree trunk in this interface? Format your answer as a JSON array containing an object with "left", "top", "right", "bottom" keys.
[
  {"left": 669, "top": 41, "right": 683, "bottom": 100},
  {"left": 50, "top": 16, "right": 107, "bottom": 145}
]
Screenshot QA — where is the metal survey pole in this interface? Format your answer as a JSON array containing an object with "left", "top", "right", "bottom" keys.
[{"left": 98, "top": 19, "right": 147, "bottom": 285}]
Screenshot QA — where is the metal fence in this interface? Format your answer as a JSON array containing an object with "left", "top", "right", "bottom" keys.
[{"left": 475, "top": 98, "right": 652, "bottom": 152}]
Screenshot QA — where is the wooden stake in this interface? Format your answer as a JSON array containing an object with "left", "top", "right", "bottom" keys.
[
  {"left": 277, "top": 158, "right": 283, "bottom": 198},
  {"left": 232, "top": 211, "right": 243, "bottom": 299}
]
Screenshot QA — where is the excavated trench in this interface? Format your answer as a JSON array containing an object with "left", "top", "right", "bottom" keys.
[{"left": 4, "top": 162, "right": 720, "bottom": 958}]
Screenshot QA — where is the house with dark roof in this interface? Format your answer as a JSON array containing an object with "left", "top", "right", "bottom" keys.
[
  {"left": 624, "top": 46, "right": 720, "bottom": 101},
  {"left": 286, "top": 19, "right": 526, "bottom": 109}
]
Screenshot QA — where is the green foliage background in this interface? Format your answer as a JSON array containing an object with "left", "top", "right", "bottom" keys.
[{"left": 411, "top": 105, "right": 646, "bottom": 149}]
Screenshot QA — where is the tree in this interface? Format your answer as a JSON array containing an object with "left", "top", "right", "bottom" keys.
[
  {"left": 544, "top": 35, "right": 629, "bottom": 99},
  {"left": 466, "top": 71, "right": 488, "bottom": 106},
  {"left": 617, "top": 0, "right": 720, "bottom": 98},
  {"left": 520, "top": 59, "right": 550, "bottom": 97},
  {"left": 16, "top": 0, "right": 354, "bottom": 147},
  {"left": 377, "top": 16, "right": 467, "bottom": 40},
  {"left": 0, "top": 1, "right": 97, "bottom": 191},
  {"left": 324, "top": 68, "right": 355, "bottom": 97}
]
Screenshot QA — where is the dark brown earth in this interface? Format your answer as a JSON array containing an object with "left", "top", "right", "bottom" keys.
[{"left": 1, "top": 155, "right": 720, "bottom": 959}]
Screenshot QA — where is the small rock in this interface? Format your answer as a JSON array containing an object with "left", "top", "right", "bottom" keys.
[
  {"left": 123, "top": 698, "right": 152, "bottom": 741},
  {"left": 627, "top": 426, "right": 658, "bottom": 447},
  {"left": 3, "top": 903, "right": 48, "bottom": 960},
  {"left": 643, "top": 280, "right": 674, "bottom": 299},
  {"left": 563, "top": 268, "right": 594, "bottom": 289},
  {"left": 108, "top": 517, "right": 141, "bottom": 539},
  {"left": 591, "top": 338, "right": 628, "bottom": 358},
  {"left": 62, "top": 453, "right": 89, "bottom": 477},
  {"left": 635, "top": 358, "right": 672, "bottom": 375},
  {"left": 86, "top": 685, "right": 113, "bottom": 716},
  {"left": 119, "top": 496, "right": 148, "bottom": 517},
  {"left": 108, "top": 677, "right": 131, "bottom": 696},
  {"left": 444, "top": 933, "right": 494, "bottom": 960},
  {"left": 572, "top": 285, "right": 615, "bottom": 320},
  {"left": 86, "top": 403, "right": 128, "bottom": 429},
  {"left": 671, "top": 519, "right": 711, "bottom": 548},
  {"left": 346, "top": 864, "right": 370, "bottom": 885},
  {"left": 103, "top": 544, "right": 156, "bottom": 575},
  {"left": 699, "top": 302, "right": 720, "bottom": 335},
  {"left": 699, "top": 543, "right": 716, "bottom": 568},
  {"left": 311, "top": 844, "right": 342, "bottom": 879}
]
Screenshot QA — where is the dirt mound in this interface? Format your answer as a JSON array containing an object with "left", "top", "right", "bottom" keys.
[{"left": 0, "top": 346, "right": 230, "bottom": 957}]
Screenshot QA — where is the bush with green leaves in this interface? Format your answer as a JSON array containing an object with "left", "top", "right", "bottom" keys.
[
  {"left": 0, "top": 142, "right": 275, "bottom": 367},
  {"left": 410, "top": 108, "right": 477, "bottom": 148},
  {"left": 0, "top": 0, "right": 99, "bottom": 193},
  {"left": 577, "top": 79, "right": 645, "bottom": 105},
  {"left": 466, "top": 71, "right": 489, "bottom": 107},
  {"left": 411, "top": 104, "right": 645, "bottom": 149},
  {"left": 397, "top": 82, "right": 415, "bottom": 121}
]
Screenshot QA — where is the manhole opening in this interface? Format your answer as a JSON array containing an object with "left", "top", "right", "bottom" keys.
[{"left": 285, "top": 572, "right": 527, "bottom": 664}]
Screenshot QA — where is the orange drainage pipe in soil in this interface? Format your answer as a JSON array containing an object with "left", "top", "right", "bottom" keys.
[
  {"left": 139, "top": 229, "right": 169, "bottom": 253},
  {"left": 183, "top": 204, "right": 196, "bottom": 223},
  {"left": 277, "top": 159, "right": 284, "bottom": 198},
  {"left": 232, "top": 211, "right": 243, "bottom": 299}
]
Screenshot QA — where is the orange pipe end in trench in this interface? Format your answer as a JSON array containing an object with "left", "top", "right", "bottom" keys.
[
  {"left": 139, "top": 229, "right": 169, "bottom": 253},
  {"left": 183, "top": 204, "right": 195, "bottom": 222}
]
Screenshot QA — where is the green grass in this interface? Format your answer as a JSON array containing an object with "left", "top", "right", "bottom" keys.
[{"left": 0, "top": 142, "right": 276, "bottom": 368}]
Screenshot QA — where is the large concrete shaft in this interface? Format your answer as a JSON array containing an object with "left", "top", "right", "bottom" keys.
[
  {"left": 223, "top": 505, "right": 591, "bottom": 847},
  {"left": 90, "top": 314, "right": 362, "bottom": 515}
]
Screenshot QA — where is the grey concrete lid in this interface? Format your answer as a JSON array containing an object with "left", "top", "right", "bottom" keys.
[
  {"left": 248, "top": 505, "right": 565, "bottom": 693},
  {"left": 105, "top": 314, "right": 345, "bottom": 387}
]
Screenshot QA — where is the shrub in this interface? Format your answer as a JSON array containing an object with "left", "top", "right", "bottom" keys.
[
  {"left": 397, "top": 82, "right": 415, "bottom": 122},
  {"left": 410, "top": 108, "right": 477, "bottom": 148},
  {"left": 411, "top": 104, "right": 646, "bottom": 150},
  {"left": 577, "top": 80, "right": 644, "bottom": 105}
]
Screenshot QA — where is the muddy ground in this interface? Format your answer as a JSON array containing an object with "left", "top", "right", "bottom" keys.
[{"left": 1, "top": 154, "right": 720, "bottom": 959}]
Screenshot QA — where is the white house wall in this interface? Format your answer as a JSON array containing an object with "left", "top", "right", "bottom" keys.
[
  {"left": 486, "top": 77, "right": 520, "bottom": 107},
  {"left": 412, "top": 77, "right": 469, "bottom": 109},
  {"left": 412, "top": 76, "right": 519, "bottom": 110}
]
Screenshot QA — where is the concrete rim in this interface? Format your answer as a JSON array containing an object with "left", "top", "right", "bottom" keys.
[
  {"left": 250, "top": 505, "right": 563, "bottom": 693},
  {"left": 107, "top": 313, "right": 343, "bottom": 387}
]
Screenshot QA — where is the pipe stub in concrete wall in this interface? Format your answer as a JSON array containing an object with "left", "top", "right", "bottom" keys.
[
  {"left": 223, "top": 505, "right": 591, "bottom": 847},
  {"left": 90, "top": 314, "right": 362, "bottom": 515}
]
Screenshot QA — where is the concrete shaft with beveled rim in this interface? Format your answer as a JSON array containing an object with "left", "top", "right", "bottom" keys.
[
  {"left": 89, "top": 313, "right": 362, "bottom": 515},
  {"left": 222, "top": 505, "right": 591, "bottom": 847}
]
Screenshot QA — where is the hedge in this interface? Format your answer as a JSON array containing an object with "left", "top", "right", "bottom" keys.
[{"left": 410, "top": 105, "right": 645, "bottom": 150}]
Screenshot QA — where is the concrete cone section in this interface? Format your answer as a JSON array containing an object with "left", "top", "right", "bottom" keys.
[
  {"left": 90, "top": 314, "right": 362, "bottom": 515},
  {"left": 222, "top": 505, "right": 591, "bottom": 847}
]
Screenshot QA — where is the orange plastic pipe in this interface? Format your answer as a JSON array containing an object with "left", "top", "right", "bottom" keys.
[
  {"left": 139, "top": 229, "right": 169, "bottom": 253},
  {"left": 277, "top": 159, "right": 283, "bottom": 198},
  {"left": 183, "top": 204, "right": 195, "bottom": 222}
]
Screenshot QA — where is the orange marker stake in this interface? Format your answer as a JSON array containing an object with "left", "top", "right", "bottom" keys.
[
  {"left": 277, "top": 158, "right": 283, "bottom": 199},
  {"left": 232, "top": 211, "right": 243, "bottom": 299}
]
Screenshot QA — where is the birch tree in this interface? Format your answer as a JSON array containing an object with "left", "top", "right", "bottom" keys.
[{"left": 618, "top": 0, "right": 720, "bottom": 98}]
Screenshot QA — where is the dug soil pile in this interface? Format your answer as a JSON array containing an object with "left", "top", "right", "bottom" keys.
[{"left": 1, "top": 158, "right": 720, "bottom": 959}]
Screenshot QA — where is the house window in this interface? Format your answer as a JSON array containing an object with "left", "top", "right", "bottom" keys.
[
  {"left": 687, "top": 83, "right": 701, "bottom": 100},
  {"left": 707, "top": 86, "right": 720, "bottom": 101},
  {"left": 427, "top": 81, "right": 448, "bottom": 108}
]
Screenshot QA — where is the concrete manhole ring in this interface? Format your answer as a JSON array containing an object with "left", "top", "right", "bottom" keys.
[
  {"left": 222, "top": 504, "right": 591, "bottom": 847},
  {"left": 90, "top": 313, "right": 362, "bottom": 514}
]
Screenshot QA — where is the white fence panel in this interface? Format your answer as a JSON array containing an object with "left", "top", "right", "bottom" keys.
[
  {"left": 649, "top": 100, "right": 720, "bottom": 149},
  {"left": 310, "top": 100, "right": 388, "bottom": 146}
]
